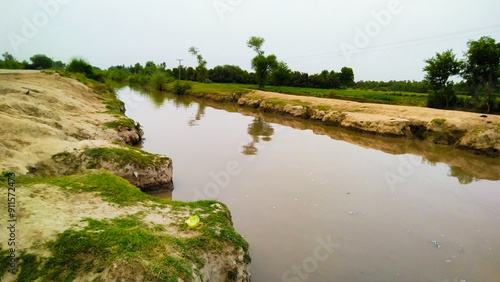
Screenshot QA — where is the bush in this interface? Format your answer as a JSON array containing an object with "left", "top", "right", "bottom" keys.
[
  {"left": 325, "top": 90, "right": 337, "bottom": 98},
  {"left": 28, "top": 54, "right": 53, "bottom": 69},
  {"left": 172, "top": 81, "right": 192, "bottom": 95},
  {"left": 149, "top": 71, "right": 172, "bottom": 91},
  {"left": 66, "top": 58, "right": 94, "bottom": 78},
  {"left": 0, "top": 60, "right": 24, "bottom": 69}
]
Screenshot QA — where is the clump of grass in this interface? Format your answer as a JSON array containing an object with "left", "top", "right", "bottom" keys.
[
  {"left": 315, "top": 105, "right": 332, "bottom": 111},
  {"left": 44, "top": 171, "right": 156, "bottom": 206},
  {"left": 171, "top": 81, "right": 192, "bottom": 95},
  {"left": 104, "top": 118, "right": 136, "bottom": 130},
  {"left": 82, "top": 147, "right": 168, "bottom": 170},
  {"left": 104, "top": 99, "right": 125, "bottom": 115},
  {"left": 431, "top": 118, "right": 447, "bottom": 125},
  {"left": 264, "top": 98, "right": 311, "bottom": 108},
  {"left": 150, "top": 71, "right": 173, "bottom": 91}
]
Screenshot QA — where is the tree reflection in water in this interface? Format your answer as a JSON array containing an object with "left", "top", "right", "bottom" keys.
[
  {"left": 188, "top": 103, "right": 206, "bottom": 126},
  {"left": 242, "top": 117, "right": 274, "bottom": 155}
]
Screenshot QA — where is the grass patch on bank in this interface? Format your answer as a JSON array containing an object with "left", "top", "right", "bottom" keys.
[
  {"left": 0, "top": 172, "right": 251, "bottom": 280},
  {"left": 432, "top": 118, "right": 447, "bottom": 125},
  {"left": 104, "top": 118, "right": 137, "bottom": 130},
  {"left": 32, "top": 171, "right": 156, "bottom": 206},
  {"left": 15, "top": 215, "right": 193, "bottom": 281},
  {"left": 82, "top": 146, "right": 168, "bottom": 169},
  {"left": 221, "top": 83, "right": 429, "bottom": 106},
  {"left": 187, "top": 82, "right": 250, "bottom": 95},
  {"left": 264, "top": 98, "right": 311, "bottom": 108},
  {"left": 103, "top": 98, "right": 125, "bottom": 116}
]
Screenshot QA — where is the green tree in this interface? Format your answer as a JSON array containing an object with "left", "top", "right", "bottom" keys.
[
  {"left": 271, "top": 61, "right": 291, "bottom": 86},
  {"left": 463, "top": 36, "right": 500, "bottom": 113},
  {"left": 340, "top": 67, "right": 355, "bottom": 87},
  {"left": 189, "top": 46, "right": 208, "bottom": 83},
  {"left": 423, "top": 50, "right": 463, "bottom": 108},
  {"left": 1, "top": 52, "right": 24, "bottom": 69},
  {"left": 28, "top": 54, "right": 53, "bottom": 69},
  {"left": 2, "top": 52, "right": 14, "bottom": 61},
  {"left": 142, "top": 61, "right": 157, "bottom": 75},
  {"left": 247, "top": 36, "right": 278, "bottom": 90},
  {"left": 66, "top": 58, "right": 94, "bottom": 78},
  {"left": 53, "top": 60, "right": 65, "bottom": 69}
]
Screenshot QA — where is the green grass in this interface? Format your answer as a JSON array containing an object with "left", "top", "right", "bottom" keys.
[
  {"left": 82, "top": 146, "right": 167, "bottom": 170},
  {"left": 19, "top": 171, "right": 156, "bottom": 206},
  {"left": 103, "top": 118, "right": 136, "bottom": 130},
  {"left": 263, "top": 98, "right": 311, "bottom": 108},
  {"left": 15, "top": 215, "right": 193, "bottom": 281},
  {"left": 0, "top": 172, "right": 251, "bottom": 280},
  {"left": 431, "top": 118, "right": 447, "bottom": 125},
  {"left": 187, "top": 82, "right": 250, "bottom": 96},
  {"left": 226, "top": 83, "right": 429, "bottom": 106},
  {"left": 103, "top": 98, "right": 125, "bottom": 116}
]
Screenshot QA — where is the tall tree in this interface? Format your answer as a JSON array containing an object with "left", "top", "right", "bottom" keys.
[
  {"left": 247, "top": 36, "right": 277, "bottom": 90},
  {"left": 463, "top": 36, "right": 500, "bottom": 113},
  {"left": 189, "top": 46, "right": 208, "bottom": 83},
  {"left": 340, "top": 67, "right": 355, "bottom": 87},
  {"left": 28, "top": 54, "right": 53, "bottom": 69},
  {"left": 271, "top": 61, "right": 291, "bottom": 87},
  {"left": 423, "top": 50, "right": 463, "bottom": 108},
  {"left": 2, "top": 52, "right": 14, "bottom": 61}
]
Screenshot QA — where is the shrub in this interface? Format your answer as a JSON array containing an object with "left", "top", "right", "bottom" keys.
[
  {"left": 325, "top": 90, "right": 337, "bottom": 98},
  {"left": 172, "top": 81, "right": 192, "bottom": 95},
  {"left": 66, "top": 58, "right": 94, "bottom": 78},
  {"left": 28, "top": 54, "right": 53, "bottom": 69},
  {"left": 150, "top": 71, "right": 172, "bottom": 91}
]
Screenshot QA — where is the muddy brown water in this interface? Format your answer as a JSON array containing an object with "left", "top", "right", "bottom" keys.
[{"left": 117, "top": 87, "right": 500, "bottom": 282}]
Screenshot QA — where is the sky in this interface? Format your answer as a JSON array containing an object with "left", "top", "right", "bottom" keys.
[{"left": 1, "top": 0, "right": 500, "bottom": 82}]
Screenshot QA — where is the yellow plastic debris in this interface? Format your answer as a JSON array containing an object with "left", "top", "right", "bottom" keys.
[{"left": 185, "top": 215, "right": 200, "bottom": 228}]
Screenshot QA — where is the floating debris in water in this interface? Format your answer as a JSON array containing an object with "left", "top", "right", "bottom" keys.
[
  {"left": 445, "top": 260, "right": 452, "bottom": 263},
  {"left": 348, "top": 211, "right": 358, "bottom": 215},
  {"left": 432, "top": 241, "right": 440, "bottom": 249}
]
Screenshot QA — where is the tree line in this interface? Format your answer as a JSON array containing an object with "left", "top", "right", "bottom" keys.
[
  {"left": 1, "top": 35, "right": 498, "bottom": 113},
  {"left": 0, "top": 52, "right": 65, "bottom": 70},
  {"left": 423, "top": 36, "right": 500, "bottom": 113}
]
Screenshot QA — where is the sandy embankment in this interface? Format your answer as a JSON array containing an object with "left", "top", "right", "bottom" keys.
[
  {"left": 0, "top": 72, "right": 251, "bottom": 281},
  {"left": 0, "top": 72, "right": 123, "bottom": 174}
]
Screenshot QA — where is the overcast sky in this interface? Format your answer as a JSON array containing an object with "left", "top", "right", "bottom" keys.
[{"left": 1, "top": 0, "right": 499, "bottom": 81}]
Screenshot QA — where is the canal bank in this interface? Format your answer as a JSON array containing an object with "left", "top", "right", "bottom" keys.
[{"left": 181, "top": 86, "right": 500, "bottom": 157}]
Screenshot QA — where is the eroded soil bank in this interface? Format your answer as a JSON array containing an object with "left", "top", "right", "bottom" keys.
[
  {"left": 0, "top": 73, "right": 251, "bottom": 281},
  {"left": 188, "top": 89, "right": 500, "bottom": 157}
]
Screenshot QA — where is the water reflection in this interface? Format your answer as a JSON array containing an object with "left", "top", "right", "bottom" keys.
[
  {"left": 448, "top": 166, "right": 477, "bottom": 185},
  {"left": 242, "top": 117, "right": 275, "bottom": 155},
  {"left": 188, "top": 104, "right": 206, "bottom": 126}
]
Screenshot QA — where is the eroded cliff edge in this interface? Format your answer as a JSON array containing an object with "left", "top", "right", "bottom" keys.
[{"left": 0, "top": 72, "right": 251, "bottom": 281}]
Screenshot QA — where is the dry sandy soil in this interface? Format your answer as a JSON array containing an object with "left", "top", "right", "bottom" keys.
[{"left": 0, "top": 72, "right": 123, "bottom": 174}]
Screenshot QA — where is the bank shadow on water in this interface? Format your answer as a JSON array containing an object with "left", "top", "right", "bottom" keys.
[{"left": 127, "top": 86, "right": 500, "bottom": 184}]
